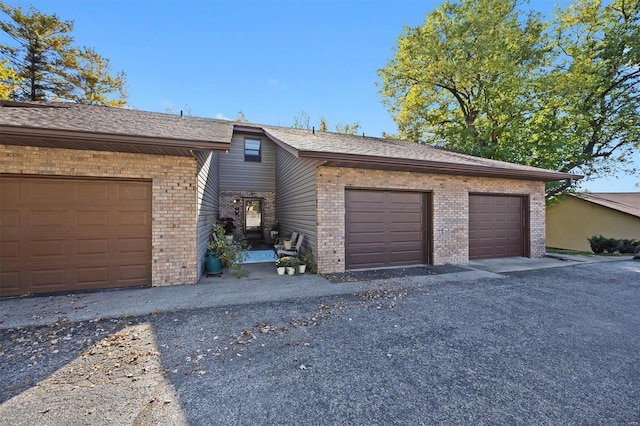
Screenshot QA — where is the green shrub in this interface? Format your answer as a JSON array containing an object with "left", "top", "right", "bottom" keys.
[
  {"left": 587, "top": 235, "right": 612, "bottom": 254},
  {"left": 588, "top": 236, "right": 640, "bottom": 255},
  {"left": 618, "top": 239, "right": 640, "bottom": 254}
]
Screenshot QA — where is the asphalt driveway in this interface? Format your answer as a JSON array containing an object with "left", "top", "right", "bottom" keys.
[{"left": 1, "top": 260, "right": 639, "bottom": 424}]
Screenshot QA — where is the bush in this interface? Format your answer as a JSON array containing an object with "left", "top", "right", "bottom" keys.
[
  {"left": 587, "top": 235, "right": 614, "bottom": 254},
  {"left": 588, "top": 235, "right": 640, "bottom": 255},
  {"left": 618, "top": 239, "right": 640, "bottom": 254}
]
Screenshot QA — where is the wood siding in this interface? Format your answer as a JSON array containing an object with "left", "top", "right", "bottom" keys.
[
  {"left": 275, "top": 146, "right": 324, "bottom": 255},
  {"left": 220, "top": 135, "right": 275, "bottom": 192},
  {"left": 194, "top": 151, "right": 220, "bottom": 280}
]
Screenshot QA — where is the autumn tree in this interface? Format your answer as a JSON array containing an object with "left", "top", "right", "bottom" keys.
[
  {"left": 0, "top": 2, "right": 127, "bottom": 105},
  {"left": 63, "top": 47, "right": 127, "bottom": 107},
  {"left": 378, "top": 0, "right": 639, "bottom": 196},
  {"left": 0, "top": 58, "right": 20, "bottom": 98}
]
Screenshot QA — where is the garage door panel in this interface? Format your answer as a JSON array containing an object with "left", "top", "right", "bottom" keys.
[
  {"left": 347, "top": 211, "right": 385, "bottom": 224},
  {"left": 0, "top": 176, "right": 152, "bottom": 297},
  {"left": 349, "top": 190, "right": 385, "bottom": 202},
  {"left": 31, "top": 181, "right": 66, "bottom": 200},
  {"left": 469, "top": 195, "right": 525, "bottom": 260},
  {"left": 1, "top": 240, "right": 20, "bottom": 260},
  {"left": 1, "top": 210, "right": 19, "bottom": 228},
  {"left": 117, "top": 210, "right": 150, "bottom": 226},
  {"left": 77, "top": 182, "right": 110, "bottom": 200},
  {"left": 346, "top": 232, "right": 383, "bottom": 245},
  {"left": 31, "top": 268, "right": 67, "bottom": 288},
  {"left": 31, "top": 210, "right": 68, "bottom": 228},
  {"left": 118, "top": 183, "right": 150, "bottom": 200},
  {"left": 389, "top": 212, "right": 422, "bottom": 224},
  {"left": 0, "top": 271, "right": 20, "bottom": 291},
  {"left": 117, "top": 237, "right": 150, "bottom": 255},
  {"left": 389, "top": 231, "right": 422, "bottom": 244},
  {"left": 77, "top": 267, "right": 109, "bottom": 286},
  {"left": 76, "top": 238, "right": 110, "bottom": 256},
  {"left": 346, "top": 190, "right": 426, "bottom": 270},
  {"left": 76, "top": 210, "right": 109, "bottom": 226},
  {"left": 31, "top": 239, "right": 67, "bottom": 257}
]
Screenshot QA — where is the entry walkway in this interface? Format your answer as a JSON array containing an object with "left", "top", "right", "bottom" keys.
[{"left": 1, "top": 255, "right": 634, "bottom": 329}]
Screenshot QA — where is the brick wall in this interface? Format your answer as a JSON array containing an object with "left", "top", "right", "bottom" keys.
[
  {"left": 316, "top": 166, "right": 546, "bottom": 273},
  {"left": 219, "top": 190, "right": 276, "bottom": 240},
  {"left": 0, "top": 144, "right": 199, "bottom": 286}
]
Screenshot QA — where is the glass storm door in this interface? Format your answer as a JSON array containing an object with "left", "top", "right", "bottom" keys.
[{"left": 244, "top": 198, "right": 263, "bottom": 240}]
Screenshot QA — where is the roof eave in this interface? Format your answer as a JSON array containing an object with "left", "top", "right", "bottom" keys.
[
  {"left": 1, "top": 125, "right": 231, "bottom": 155},
  {"left": 298, "top": 150, "right": 580, "bottom": 182}
]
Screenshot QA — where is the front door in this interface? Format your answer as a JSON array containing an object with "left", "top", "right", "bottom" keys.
[{"left": 244, "top": 198, "right": 263, "bottom": 241}]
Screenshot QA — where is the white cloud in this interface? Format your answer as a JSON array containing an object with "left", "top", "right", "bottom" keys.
[{"left": 215, "top": 113, "right": 231, "bottom": 120}]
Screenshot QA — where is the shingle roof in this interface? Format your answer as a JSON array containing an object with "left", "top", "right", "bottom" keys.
[
  {"left": 261, "top": 125, "right": 577, "bottom": 182},
  {"left": 0, "top": 101, "right": 234, "bottom": 143},
  {"left": 574, "top": 192, "right": 640, "bottom": 218},
  {"left": 0, "top": 101, "right": 580, "bottom": 181}
]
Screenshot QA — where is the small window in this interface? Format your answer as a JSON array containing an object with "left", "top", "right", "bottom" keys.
[{"left": 244, "top": 138, "right": 261, "bottom": 162}]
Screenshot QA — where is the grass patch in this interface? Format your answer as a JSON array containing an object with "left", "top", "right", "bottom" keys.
[
  {"left": 546, "top": 247, "right": 630, "bottom": 257},
  {"left": 546, "top": 247, "right": 595, "bottom": 256}
]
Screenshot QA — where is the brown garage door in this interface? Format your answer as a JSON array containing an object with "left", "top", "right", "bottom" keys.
[
  {"left": 469, "top": 194, "right": 526, "bottom": 260},
  {"left": 345, "top": 190, "right": 426, "bottom": 270},
  {"left": 0, "top": 176, "right": 152, "bottom": 297}
]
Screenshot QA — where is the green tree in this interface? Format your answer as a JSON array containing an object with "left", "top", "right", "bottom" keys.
[
  {"left": 0, "top": 2, "right": 127, "bottom": 105},
  {"left": 378, "top": 0, "right": 639, "bottom": 196},
  {"left": 540, "top": 0, "right": 640, "bottom": 194}
]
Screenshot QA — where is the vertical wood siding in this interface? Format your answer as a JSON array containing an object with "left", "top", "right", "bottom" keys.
[
  {"left": 220, "top": 135, "right": 275, "bottom": 191},
  {"left": 194, "top": 151, "right": 220, "bottom": 280},
  {"left": 275, "top": 147, "right": 324, "bottom": 255}
]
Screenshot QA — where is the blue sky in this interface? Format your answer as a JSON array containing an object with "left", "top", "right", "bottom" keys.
[{"left": 3, "top": 0, "right": 638, "bottom": 191}]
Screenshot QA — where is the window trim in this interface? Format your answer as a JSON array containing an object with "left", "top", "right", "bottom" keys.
[{"left": 244, "top": 138, "right": 262, "bottom": 162}]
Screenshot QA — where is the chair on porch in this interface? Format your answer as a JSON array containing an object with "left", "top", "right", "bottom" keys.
[
  {"left": 277, "top": 234, "right": 304, "bottom": 258},
  {"left": 274, "top": 231, "right": 298, "bottom": 251}
]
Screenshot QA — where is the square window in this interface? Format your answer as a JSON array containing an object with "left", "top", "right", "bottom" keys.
[{"left": 244, "top": 138, "right": 261, "bottom": 162}]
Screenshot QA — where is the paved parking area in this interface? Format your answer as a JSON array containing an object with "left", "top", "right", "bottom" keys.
[{"left": 1, "top": 258, "right": 639, "bottom": 424}]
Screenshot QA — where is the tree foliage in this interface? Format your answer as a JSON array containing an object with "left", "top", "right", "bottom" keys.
[
  {"left": 0, "top": 58, "right": 20, "bottom": 98},
  {"left": 378, "top": 0, "right": 639, "bottom": 195},
  {"left": 0, "top": 2, "right": 127, "bottom": 105}
]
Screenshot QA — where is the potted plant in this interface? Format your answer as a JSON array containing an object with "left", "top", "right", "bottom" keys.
[
  {"left": 217, "top": 217, "right": 236, "bottom": 243},
  {"left": 300, "top": 250, "right": 316, "bottom": 274},
  {"left": 206, "top": 224, "right": 246, "bottom": 277},
  {"left": 275, "top": 257, "right": 287, "bottom": 275},
  {"left": 286, "top": 256, "right": 299, "bottom": 275},
  {"left": 277, "top": 256, "right": 297, "bottom": 275},
  {"left": 270, "top": 220, "right": 280, "bottom": 240},
  {"left": 283, "top": 237, "right": 293, "bottom": 250}
]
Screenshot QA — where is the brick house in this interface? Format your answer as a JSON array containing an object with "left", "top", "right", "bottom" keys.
[{"left": 0, "top": 101, "right": 576, "bottom": 296}]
